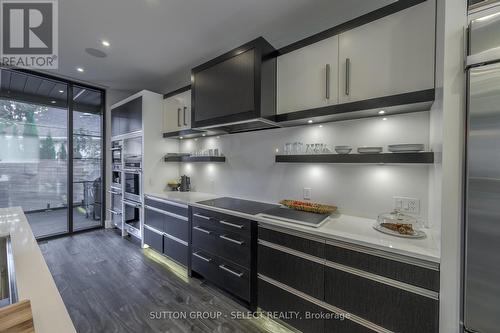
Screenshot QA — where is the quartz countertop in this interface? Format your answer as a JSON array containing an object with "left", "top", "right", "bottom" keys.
[
  {"left": 0, "top": 207, "right": 76, "bottom": 333},
  {"left": 144, "top": 191, "right": 441, "bottom": 263}
]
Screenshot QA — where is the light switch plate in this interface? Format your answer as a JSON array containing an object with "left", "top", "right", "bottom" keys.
[
  {"left": 303, "top": 188, "right": 312, "bottom": 200},
  {"left": 394, "top": 197, "right": 420, "bottom": 214}
]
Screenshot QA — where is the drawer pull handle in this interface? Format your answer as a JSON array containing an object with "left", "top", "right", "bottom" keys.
[
  {"left": 219, "top": 264, "right": 244, "bottom": 278},
  {"left": 194, "top": 213, "right": 211, "bottom": 220},
  {"left": 219, "top": 220, "right": 244, "bottom": 229},
  {"left": 107, "top": 209, "right": 121, "bottom": 215},
  {"left": 108, "top": 190, "right": 120, "bottom": 195},
  {"left": 193, "top": 252, "right": 212, "bottom": 262},
  {"left": 219, "top": 235, "right": 244, "bottom": 245},
  {"left": 193, "top": 226, "right": 212, "bottom": 234}
]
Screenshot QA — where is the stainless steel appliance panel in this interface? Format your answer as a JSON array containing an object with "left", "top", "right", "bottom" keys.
[{"left": 465, "top": 62, "right": 500, "bottom": 333}]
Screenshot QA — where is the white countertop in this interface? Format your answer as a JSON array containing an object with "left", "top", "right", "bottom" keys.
[
  {"left": 145, "top": 191, "right": 441, "bottom": 263},
  {"left": 0, "top": 207, "right": 76, "bottom": 333}
]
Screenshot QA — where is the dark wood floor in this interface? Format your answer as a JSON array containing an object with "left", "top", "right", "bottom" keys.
[{"left": 39, "top": 229, "right": 284, "bottom": 333}]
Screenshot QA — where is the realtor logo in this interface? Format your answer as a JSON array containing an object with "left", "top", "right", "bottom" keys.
[{"left": 0, "top": 0, "right": 58, "bottom": 68}]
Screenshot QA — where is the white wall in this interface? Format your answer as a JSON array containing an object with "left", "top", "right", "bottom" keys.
[{"left": 178, "top": 111, "right": 437, "bottom": 228}]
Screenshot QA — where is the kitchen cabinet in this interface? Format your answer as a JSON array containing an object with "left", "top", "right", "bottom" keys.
[
  {"left": 163, "top": 90, "right": 191, "bottom": 133},
  {"left": 257, "top": 225, "right": 440, "bottom": 333},
  {"left": 324, "top": 266, "right": 439, "bottom": 333},
  {"left": 190, "top": 207, "right": 256, "bottom": 306},
  {"left": 338, "top": 0, "right": 435, "bottom": 103},
  {"left": 277, "top": 36, "right": 339, "bottom": 115},
  {"left": 111, "top": 96, "right": 142, "bottom": 136},
  {"left": 143, "top": 195, "right": 190, "bottom": 267}
]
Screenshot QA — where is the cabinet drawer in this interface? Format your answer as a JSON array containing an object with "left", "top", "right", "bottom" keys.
[
  {"left": 163, "top": 235, "right": 188, "bottom": 266},
  {"left": 258, "top": 278, "right": 324, "bottom": 333},
  {"left": 145, "top": 196, "right": 188, "bottom": 217},
  {"left": 258, "top": 226, "right": 325, "bottom": 257},
  {"left": 326, "top": 241, "right": 439, "bottom": 292},
  {"left": 324, "top": 266, "right": 439, "bottom": 333},
  {"left": 192, "top": 249, "right": 250, "bottom": 301},
  {"left": 144, "top": 206, "right": 165, "bottom": 232},
  {"left": 192, "top": 207, "right": 251, "bottom": 237},
  {"left": 192, "top": 225, "right": 250, "bottom": 268},
  {"left": 144, "top": 227, "right": 163, "bottom": 253},
  {"left": 164, "top": 213, "right": 189, "bottom": 242},
  {"left": 258, "top": 243, "right": 324, "bottom": 299}
]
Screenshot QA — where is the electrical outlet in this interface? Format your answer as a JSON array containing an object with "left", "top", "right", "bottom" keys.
[
  {"left": 303, "top": 188, "right": 312, "bottom": 200},
  {"left": 394, "top": 197, "right": 420, "bottom": 215}
]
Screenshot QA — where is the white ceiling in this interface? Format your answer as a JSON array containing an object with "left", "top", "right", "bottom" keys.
[{"left": 50, "top": 0, "right": 394, "bottom": 94}]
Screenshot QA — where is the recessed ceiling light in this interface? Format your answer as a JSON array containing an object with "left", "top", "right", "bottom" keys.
[
  {"left": 308, "top": 120, "right": 313, "bottom": 124},
  {"left": 382, "top": 117, "right": 387, "bottom": 121},
  {"left": 101, "top": 40, "right": 110, "bottom": 47},
  {"left": 378, "top": 110, "right": 385, "bottom": 115},
  {"left": 179, "top": 136, "right": 183, "bottom": 140},
  {"left": 51, "top": 100, "right": 56, "bottom": 104},
  {"left": 318, "top": 125, "right": 323, "bottom": 128},
  {"left": 76, "top": 67, "right": 84, "bottom": 73},
  {"left": 216, "top": 136, "right": 220, "bottom": 139},
  {"left": 202, "top": 134, "right": 206, "bottom": 137},
  {"left": 58, "top": 90, "right": 64, "bottom": 93}
]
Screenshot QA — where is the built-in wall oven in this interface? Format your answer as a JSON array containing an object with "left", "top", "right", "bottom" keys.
[
  {"left": 123, "top": 199, "right": 141, "bottom": 239},
  {"left": 123, "top": 156, "right": 142, "bottom": 203},
  {"left": 111, "top": 141, "right": 122, "bottom": 164}
]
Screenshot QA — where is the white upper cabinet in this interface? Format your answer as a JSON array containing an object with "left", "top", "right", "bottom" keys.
[
  {"left": 277, "top": 36, "right": 339, "bottom": 115},
  {"left": 338, "top": 0, "right": 435, "bottom": 103},
  {"left": 163, "top": 90, "right": 191, "bottom": 133}
]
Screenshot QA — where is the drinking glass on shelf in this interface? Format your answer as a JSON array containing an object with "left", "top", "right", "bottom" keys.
[
  {"left": 305, "top": 144, "right": 313, "bottom": 154},
  {"left": 284, "top": 143, "right": 292, "bottom": 155},
  {"left": 314, "top": 143, "right": 323, "bottom": 154},
  {"left": 292, "top": 142, "right": 303, "bottom": 154}
]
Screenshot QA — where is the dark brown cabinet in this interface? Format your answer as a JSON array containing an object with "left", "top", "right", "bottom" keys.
[
  {"left": 143, "top": 196, "right": 190, "bottom": 268},
  {"left": 111, "top": 96, "right": 142, "bottom": 136},
  {"left": 190, "top": 207, "right": 256, "bottom": 306},
  {"left": 258, "top": 244, "right": 324, "bottom": 299},
  {"left": 257, "top": 225, "right": 440, "bottom": 333},
  {"left": 324, "top": 266, "right": 439, "bottom": 333}
]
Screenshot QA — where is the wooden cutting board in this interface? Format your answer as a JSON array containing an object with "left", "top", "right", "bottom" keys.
[{"left": 0, "top": 299, "right": 35, "bottom": 332}]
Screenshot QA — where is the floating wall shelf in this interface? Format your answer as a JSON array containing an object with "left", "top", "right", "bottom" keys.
[
  {"left": 275, "top": 152, "right": 434, "bottom": 164},
  {"left": 164, "top": 156, "right": 226, "bottom": 163}
]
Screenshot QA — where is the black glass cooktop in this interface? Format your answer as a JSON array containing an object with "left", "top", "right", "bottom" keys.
[{"left": 196, "top": 197, "right": 279, "bottom": 215}]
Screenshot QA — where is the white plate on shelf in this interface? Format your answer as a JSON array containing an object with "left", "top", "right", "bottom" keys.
[
  {"left": 358, "top": 147, "right": 383, "bottom": 154},
  {"left": 388, "top": 144, "right": 425, "bottom": 153},
  {"left": 372, "top": 223, "right": 426, "bottom": 239}
]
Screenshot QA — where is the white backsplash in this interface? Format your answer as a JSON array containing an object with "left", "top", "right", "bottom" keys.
[{"left": 178, "top": 111, "right": 435, "bottom": 229}]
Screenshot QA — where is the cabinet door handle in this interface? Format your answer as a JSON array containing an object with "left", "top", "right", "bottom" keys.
[
  {"left": 183, "top": 106, "right": 188, "bottom": 126},
  {"left": 177, "top": 108, "right": 182, "bottom": 127},
  {"left": 219, "top": 220, "right": 243, "bottom": 229},
  {"left": 193, "top": 252, "right": 212, "bottom": 262},
  {"left": 345, "top": 58, "right": 351, "bottom": 96},
  {"left": 193, "top": 213, "right": 211, "bottom": 220},
  {"left": 193, "top": 226, "right": 212, "bottom": 234},
  {"left": 218, "top": 264, "right": 244, "bottom": 278},
  {"left": 107, "top": 190, "right": 119, "bottom": 195},
  {"left": 325, "top": 63, "right": 331, "bottom": 100},
  {"left": 219, "top": 235, "right": 244, "bottom": 245}
]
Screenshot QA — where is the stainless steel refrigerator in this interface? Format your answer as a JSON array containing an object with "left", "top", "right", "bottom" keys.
[{"left": 465, "top": 9, "right": 500, "bottom": 333}]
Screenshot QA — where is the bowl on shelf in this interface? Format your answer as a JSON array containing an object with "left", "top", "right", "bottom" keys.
[{"left": 334, "top": 145, "right": 352, "bottom": 154}]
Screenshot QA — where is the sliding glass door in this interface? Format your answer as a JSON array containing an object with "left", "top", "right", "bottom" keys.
[{"left": 0, "top": 69, "right": 105, "bottom": 239}]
